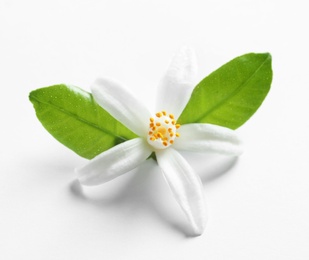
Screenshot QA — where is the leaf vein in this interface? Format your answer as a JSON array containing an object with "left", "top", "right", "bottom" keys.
[
  {"left": 30, "top": 95, "right": 128, "bottom": 142},
  {"left": 195, "top": 55, "right": 271, "bottom": 123}
]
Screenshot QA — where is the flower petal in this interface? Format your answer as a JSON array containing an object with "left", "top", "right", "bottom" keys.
[
  {"left": 173, "top": 123, "right": 243, "bottom": 155},
  {"left": 76, "top": 138, "right": 152, "bottom": 186},
  {"left": 155, "top": 47, "right": 198, "bottom": 119},
  {"left": 91, "top": 78, "right": 151, "bottom": 137},
  {"left": 156, "top": 148, "right": 207, "bottom": 235}
]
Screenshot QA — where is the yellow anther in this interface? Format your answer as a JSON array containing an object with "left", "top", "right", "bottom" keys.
[
  {"left": 156, "top": 112, "right": 162, "bottom": 118},
  {"left": 148, "top": 111, "right": 180, "bottom": 149}
]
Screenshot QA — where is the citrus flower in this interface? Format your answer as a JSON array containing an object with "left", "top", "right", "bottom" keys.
[{"left": 76, "top": 48, "right": 243, "bottom": 235}]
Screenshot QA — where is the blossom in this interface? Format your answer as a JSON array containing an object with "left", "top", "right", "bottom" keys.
[{"left": 76, "top": 48, "right": 243, "bottom": 235}]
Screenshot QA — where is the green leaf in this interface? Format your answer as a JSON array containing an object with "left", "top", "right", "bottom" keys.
[
  {"left": 178, "top": 53, "right": 272, "bottom": 129},
  {"left": 29, "top": 84, "right": 137, "bottom": 159}
]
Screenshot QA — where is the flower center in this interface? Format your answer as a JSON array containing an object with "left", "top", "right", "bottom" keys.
[{"left": 147, "top": 110, "right": 180, "bottom": 149}]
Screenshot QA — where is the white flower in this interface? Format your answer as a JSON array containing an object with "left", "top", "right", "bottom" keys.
[{"left": 76, "top": 48, "right": 243, "bottom": 235}]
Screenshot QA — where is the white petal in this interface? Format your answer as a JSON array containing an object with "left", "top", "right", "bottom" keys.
[
  {"left": 76, "top": 138, "right": 152, "bottom": 186},
  {"left": 156, "top": 148, "right": 207, "bottom": 235},
  {"left": 155, "top": 47, "right": 198, "bottom": 119},
  {"left": 91, "top": 78, "right": 151, "bottom": 137},
  {"left": 173, "top": 123, "right": 243, "bottom": 155}
]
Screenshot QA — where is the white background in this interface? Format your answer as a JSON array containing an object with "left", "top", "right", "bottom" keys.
[{"left": 1, "top": 0, "right": 309, "bottom": 259}]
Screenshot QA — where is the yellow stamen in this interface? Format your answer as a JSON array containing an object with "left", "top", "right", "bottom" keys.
[
  {"left": 147, "top": 111, "right": 181, "bottom": 149},
  {"left": 156, "top": 112, "right": 162, "bottom": 118}
]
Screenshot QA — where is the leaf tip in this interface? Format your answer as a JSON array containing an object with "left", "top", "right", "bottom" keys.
[
  {"left": 29, "top": 89, "right": 38, "bottom": 105},
  {"left": 263, "top": 52, "right": 272, "bottom": 61}
]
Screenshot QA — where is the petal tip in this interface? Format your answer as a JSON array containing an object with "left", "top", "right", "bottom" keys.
[
  {"left": 189, "top": 216, "right": 207, "bottom": 236},
  {"left": 178, "top": 45, "right": 195, "bottom": 55},
  {"left": 75, "top": 167, "right": 90, "bottom": 186}
]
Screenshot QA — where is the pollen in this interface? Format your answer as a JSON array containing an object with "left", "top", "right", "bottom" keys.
[{"left": 147, "top": 110, "right": 181, "bottom": 149}]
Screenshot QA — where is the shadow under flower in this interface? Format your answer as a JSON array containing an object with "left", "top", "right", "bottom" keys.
[
  {"left": 179, "top": 151, "right": 239, "bottom": 184},
  {"left": 69, "top": 152, "right": 238, "bottom": 237}
]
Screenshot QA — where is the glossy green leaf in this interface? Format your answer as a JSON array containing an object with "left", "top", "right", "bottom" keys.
[
  {"left": 29, "top": 84, "right": 137, "bottom": 159},
  {"left": 178, "top": 53, "right": 272, "bottom": 129}
]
